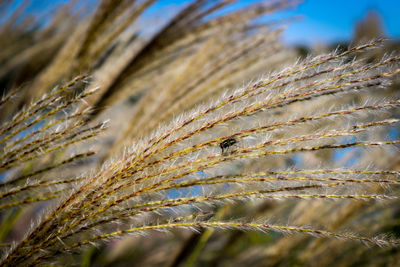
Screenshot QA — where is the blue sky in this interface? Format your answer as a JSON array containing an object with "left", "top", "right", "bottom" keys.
[
  {"left": 10, "top": 0, "right": 400, "bottom": 46},
  {"left": 149, "top": 0, "right": 400, "bottom": 45},
  {"left": 281, "top": 0, "right": 400, "bottom": 45}
]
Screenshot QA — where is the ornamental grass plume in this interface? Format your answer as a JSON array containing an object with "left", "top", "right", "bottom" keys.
[
  {"left": 0, "top": 75, "right": 106, "bottom": 211},
  {"left": 0, "top": 0, "right": 399, "bottom": 266}
]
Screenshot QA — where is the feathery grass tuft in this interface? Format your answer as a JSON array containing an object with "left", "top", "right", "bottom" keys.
[{"left": 0, "top": 0, "right": 399, "bottom": 265}]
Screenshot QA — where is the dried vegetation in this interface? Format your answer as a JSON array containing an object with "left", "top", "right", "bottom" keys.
[{"left": 0, "top": 0, "right": 399, "bottom": 266}]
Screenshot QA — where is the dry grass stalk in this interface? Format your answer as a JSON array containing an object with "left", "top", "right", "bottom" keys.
[{"left": 0, "top": 1, "right": 399, "bottom": 266}]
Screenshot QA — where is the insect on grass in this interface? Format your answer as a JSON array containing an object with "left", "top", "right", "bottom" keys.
[{"left": 219, "top": 137, "right": 237, "bottom": 153}]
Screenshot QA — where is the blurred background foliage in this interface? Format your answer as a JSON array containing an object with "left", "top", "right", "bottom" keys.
[{"left": 0, "top": 0, "right": 399, "bottom": 266}]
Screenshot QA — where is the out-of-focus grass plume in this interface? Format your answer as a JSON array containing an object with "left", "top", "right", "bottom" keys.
[{"left": 0, "top": 0, "right": 399, "bottom": 266}]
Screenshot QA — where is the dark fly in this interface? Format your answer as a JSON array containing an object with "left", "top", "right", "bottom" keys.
[{"left": 219, "top": 137, "right": 237, "bottom": 153}]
